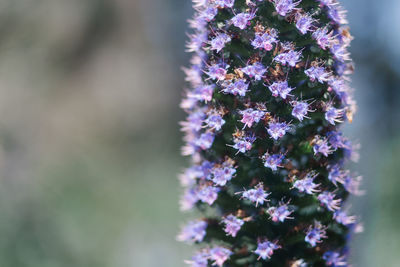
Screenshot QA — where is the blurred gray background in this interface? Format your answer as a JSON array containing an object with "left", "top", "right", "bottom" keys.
[{"left": 0, "top": 0, "right": 398, "bottom": 266}]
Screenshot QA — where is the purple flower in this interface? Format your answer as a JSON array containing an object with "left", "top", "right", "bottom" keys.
[
  {"left": 263, "top": 153, "right": 285, "bottom": 171},
  {"left": 178, "top": 220, "right": 208, "bottom": 243},
  {"left": 313, "top": 137, "right": 333, "bottom": 157},
  {"left": 185, "top": 249, "right": 209, "bottom": 267},
  {"left": 328, "top": 5, "right": 348, "bottom": 25},
  {"left": 323, "top": 251, "right": 347, "bottom": 266},
  {"left": 221, "top": 79, "right": 249, "bottom": 96},
  {"left": 210, "top": 33, "right": 231, "bottom": 52},
  {"left": 197, "top": 186, "right": 220, "bottom": 205},
  {"left": 181, "top": 109, "right": 206, "bottom": 132},
  {"left": 210, "top": 164, "right": 236, "bottom": 186},
  {"left": 231, "top": 135, "right": 256, "bottom": 154},
  {"left": 293, "top": 172, "right": 320, "bottom": 194},
  {"left": 241, "top": 62, "right": 267, "bottom": 81},
  {"left": 325, "top": 107, "right": 344, "bottom": 125},
  {"left": 195, "top": 132, "right": 215, "bottom": 150},
  {"left": 240, "top": 184, "right": 270, "bottom": 207},
  {"left": 268, "top": 80, "right": 295, "bottom": 99},
  {"left": 205, "top": 111, "right": 225, "bottom": 131},
  {"left": 206, "top": 63, "right": 228, "bottom": 81},
  {"left": 215, "top": 0, "right": 235, "bottom": 8},
  {"left": 209, "top": 247, "right": 232, "bottom": 267},
  {"left": 251, "top": 29, "right": 278, "bottom": 51},
  {"left": 334, "top": 210, "right": 356, "bottom": 226},
  {"left": 200, "top": 7, "right": 218, "bottom": 22},
  {"left": 318, "top": 191, "right": 341, "bottom": 212},
  {"left": 273, "top": 0, "right": 300, "bottom": 17},
  {"left": 267, "top": 122, "right": 290, "bottom": 140},
  {"left": 331, "top": 43, "right": 350, "bottom": 62},
  {"left": 255, "top": 241, "right": 281, "bottom": 260},
  {"left": 305, "top": 222, "right": 327, "bottom": 247},
  {"left": 312, "top": 27, "right": 333, "bottom": 50},
  {"left": 328, "top": 165, "right": 346, "bottom": 186},
  {"left": 189, "top": 84, "right": 215, "bottom": 102},
  {"left": 231, "top": 12, "right": 256, "bottom": 30},
  {"left": 274, "top": 49, "right": 302, "bottom": 67},
  {"left": 239, "top": 108, "right": 266, "bottom": 128},
  {"left": 267, "top": 202, "right": 293, "bottom": 222},
  {"left": 344, "top": 174, "right": 363, "bottom": 195},
  {"left": 295, "top": 13, "right": 315, "bottom": 34},
  {"left": 186, "top": 32, "right": 208, "bottom": 52},
  {"left": 180, "top": 187, "right": 199, "bottom": 211},
  {"left": 327, "top": 131, "right": 347, "bottom": 150},
  {"left": 291, "top": 101, "right": 311, "bottom": 121},
  {"left": 222, "top": 215, "right": 244, "bottom": 237},
  {"left": 305, "top": 66, "right": 330, "bottom": 83}
]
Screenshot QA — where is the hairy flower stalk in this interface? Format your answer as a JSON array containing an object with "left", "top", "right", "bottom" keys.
[{"left": 179, "top": 0, "right": 361, "bottom": 266}]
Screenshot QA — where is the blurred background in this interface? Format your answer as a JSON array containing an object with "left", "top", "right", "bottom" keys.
[{"left": 0, "top": 0, "right": 398, "bottom": 266}]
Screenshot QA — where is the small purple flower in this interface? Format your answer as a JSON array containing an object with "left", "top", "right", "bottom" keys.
[
  {"left": 312, "top": 27, "right": 333, "bottom": 50},
  {"left": 325, "top": 107, "right": 344, "bottom": 125},
  {"left": 328, "top": 165, "right": 346, "bottom": 186},
  {"left": 268, "top": 80, "right": 295, "bottom": 99},
  {"left": 318, "top": 191, "right": 341, "bottom": 212},
  {"left": 215, "top": 0, "right": 235, "bottom": 8},
  {"left": 305, "top": 222, "right": 327, "bottom": 247},
  {"left": 328, "top": 5, "right": 348, "bottom": 25},
  {"left": 180, "top": 187, "right": 199, "bottom": 211},
  {"left": 210, "top": 33, "right": 231, "bottom": 52},
  {"left": 181, "top": 109, "right": 206, "bottom": 132},
  {"left": 222, "top": 214, "right": 244, "bottom": 237},
  {"left": 239, "top": 108, "right": 266, "bottom": 128},
  {"left": 273, "top": 0, "right": 300, "bottom": 17},
  {"left": 231, "top": 135, "right": 256, "bottom": 154},
  {"left": 209, "top": 246, "right": 232, "bottom": 267},
  {"left": 274, "top": 49, "right": 302, "bottom": 67},
  {"left": 327, "top": 131, "right": 347, "bottom": 150},
  {"left": 267, "top": 202, "right": 293, "bottom": 222},
  {"left": 205, "top": 111, "right": 225, "bottom": 131},
  {"left": 231, "top": 11, "right": 256, "bottom": 30},
  {"left": 344, "top": 174, "right": 363, "bottom": 195},
  {"left": 291, "top": 101, "right": 311, "bottom": 121},
  {"left": 185, "top": 249, "right": 209, "bottom": 267},
  {"left": 305, "top": 66, "right": 330, "bottom": 83},
  {"left": 221, "top": 79, "right": 249, "bottom": 96},
  {"left": 251, "top": 29, "right": 278, "bottom": 51},
  {"left": 206, "top": 63, "right": 228, "bottom": 81},
  {"left": 183, "top": 65, "right": 203, "bottom": 87},
  {"left": 323, "top": 251, "right": 347, "bottom": 266},
  {"left": 255, "top": 241, "right": 281, "bottom": 260},
  {"left": 197, "top": 185, "right": 220, "bottom": 205},
  {"left": 334, "top": 210, "right": 356, "bottom": 226},
  {"left": 186, "top": 32, "right": 208, "bottom": 52},
  {"left": 240, "top": 184, "right": 270, "bottom": 207},
  {"left": 263, "top": 153, "right": 285, "bottom": 171},
  {"left": 293, "top": 172, "right": 320, "bottom": 194},
  {"left": 190, "top": 84, "right": 215, "bottom": 102},
  {"left": 211, "top": 164, "right": 236, "bottom": 186},
  {"left": 331, "top": 43, "right": 350, "bottom": 62},
  {"left": 295, "top": 13, "right": 315, "bottom": 34},
  {"left": 267, "top": 122, "right": 290, "bottom": 140},
  {"left": 241, "top": 62, "right": 267, "bottom": 81},
  {"left": 313, "top": 137, "right": 333, "bottom": 157},
  {"left": 200, "top": 7, "right": 218, "bottom": 22},
  {"left": 178, "top": 220, "right": 208, "bottom": 243},
  {"left": 195, "top": 132, "right": 215, "bottom": 150}
]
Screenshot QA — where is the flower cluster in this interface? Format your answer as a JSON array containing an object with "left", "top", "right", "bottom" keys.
[{"left": 180, "top": 0, "right": 359, "bottom": 265}]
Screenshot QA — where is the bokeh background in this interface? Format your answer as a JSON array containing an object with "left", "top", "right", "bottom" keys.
[{"left": 0, "top": 0, "right": 398, "bottom": 266}]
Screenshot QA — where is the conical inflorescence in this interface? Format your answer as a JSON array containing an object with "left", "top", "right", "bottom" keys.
[{"left": 179, "top": 0, "right": 361, "bottom": 266}]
